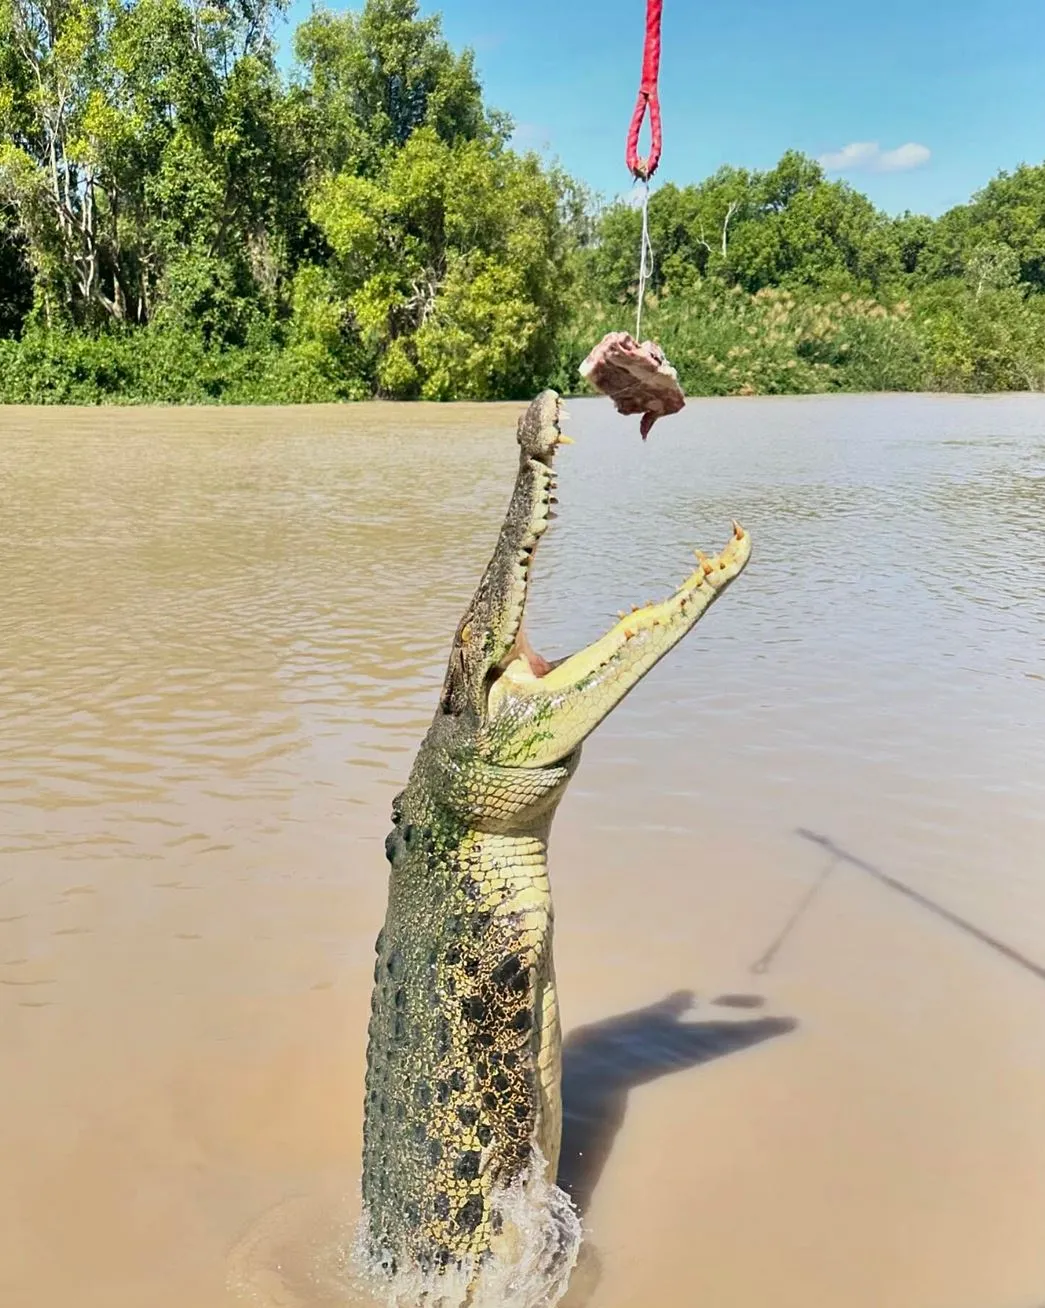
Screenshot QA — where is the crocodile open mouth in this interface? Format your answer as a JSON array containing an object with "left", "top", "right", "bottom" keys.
[
  {"left": 492, "top": 397, "right": 750, "bottom": 699},
  {"left": 504, "top": 624, "right": 555, "bottom": 680}
]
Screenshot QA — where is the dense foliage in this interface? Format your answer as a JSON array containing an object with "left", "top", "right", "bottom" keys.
[
  {"left": 1, "top": 0, "right": 1043, "bottom": 401},
  {"left": 559, "top": 153, "right": 1045, "bottom": 396}
]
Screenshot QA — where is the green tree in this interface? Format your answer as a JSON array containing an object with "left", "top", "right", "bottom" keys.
[
  {"left": 310, "top": 127, "right": 575, "bottom": 398},
  {"left": 965, "top": 240, "right": 1021, "bottom": 296},
  {"left": 916, "top": 282, "right": 1045, "bottom": 391},
  {"left": 0, "top": 204, "right": 33, "bottom": 335},
  {"left": 290, "top": 0, "right": 498, "bottom": 176},
  {"left": 587, "top": 169, "right": 755, "bottom": 304},
  {"left": 887, "top": 211, "right": 936, "bottom": 279},
  {"left": 585, "top": 152, "right": 899, "bottom": 307},
  {"left": 0, "top": 0, "right": 295, "bottom": 328},
  {"left": 724, "top": 153, "right": 895, "bottom": 292},
  {"left": 962, "top": 164, "right": 1045, "bottom": 292}
]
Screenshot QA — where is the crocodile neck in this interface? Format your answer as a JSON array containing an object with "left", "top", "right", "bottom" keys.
[{"left": 361, "top": 717, "right": 576, "bottom": 1277}]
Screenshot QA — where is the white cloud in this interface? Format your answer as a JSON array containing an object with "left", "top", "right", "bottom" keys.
[
  {"left": 818, "top": 141, "right": 931, "bottom": 174},
  {"left": 877, "top": 142, "right": 932, "bottom": 172},
  {"left": 819, "top": 142, "right": 880, "bottom": 171}
]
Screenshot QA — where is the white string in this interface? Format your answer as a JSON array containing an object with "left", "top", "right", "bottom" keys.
[{"left": 635, "top": 179, "right": 654, "bottom": 341}]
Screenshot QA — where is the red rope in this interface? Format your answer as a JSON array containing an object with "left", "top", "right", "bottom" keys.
[{"left": 625, "top": 0, "right": 664, "bottom": 180}]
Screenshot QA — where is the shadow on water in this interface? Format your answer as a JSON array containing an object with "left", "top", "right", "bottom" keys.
[
  {"left": 555, "top": 991, "right": 796, "bottom": 1307},
  {"left": 793, "top": 829, "right": 1045, "bottom": 984},
  {"left": 557, "top": 990, "right": 797, "bottom": 1214}
]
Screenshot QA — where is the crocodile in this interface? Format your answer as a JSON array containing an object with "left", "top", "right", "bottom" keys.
[{"left": 360, "top": 390, "right": 751, "bottom": 1302}]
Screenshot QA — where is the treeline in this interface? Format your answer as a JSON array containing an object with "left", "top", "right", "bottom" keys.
[
  {"left": 570, "top": 151, "right": 1045, "bottom": 394},
  {"left": 1, "top": 0, "right": 1043, "bottom": 403}
]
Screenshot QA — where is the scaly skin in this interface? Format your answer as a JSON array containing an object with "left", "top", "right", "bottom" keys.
[{"left": 361, "top": 391, "right": 751, "bottom": 1288}]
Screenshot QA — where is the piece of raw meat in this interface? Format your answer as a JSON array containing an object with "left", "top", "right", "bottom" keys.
[{"left": 579, "top": 331, "right": 686, "bottom": 438}]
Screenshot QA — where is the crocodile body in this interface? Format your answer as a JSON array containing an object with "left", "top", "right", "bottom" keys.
[{"left": 360, "top": 392, "right": 750, "bottom": 1297}]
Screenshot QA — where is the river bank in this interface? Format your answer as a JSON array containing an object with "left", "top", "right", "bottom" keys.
[{"left": 3, "top": 280, "right": 1044, "bottom": 407}]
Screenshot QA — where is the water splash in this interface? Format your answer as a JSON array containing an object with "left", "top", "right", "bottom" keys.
[
  {"left": 228, "top": 1151, "right": 581, "bottom": 1308},
  {"left": 353, "top": 1148, "right": 582, "bottom": 1308}
]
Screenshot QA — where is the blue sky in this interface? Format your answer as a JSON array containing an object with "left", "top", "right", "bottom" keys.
[{"left": 277, "top": 0, "right": 1045, "bottom": 217}]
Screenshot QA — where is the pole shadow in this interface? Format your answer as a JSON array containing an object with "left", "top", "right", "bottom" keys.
[
  {"left": 557, "top": 989, "right": 797, "bottom": 1214},
  {"left": 792, "top": 828, "right": 1045, "bottom": 984}
]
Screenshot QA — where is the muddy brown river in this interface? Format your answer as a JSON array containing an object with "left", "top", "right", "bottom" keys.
[{"left": 2, "top": 394, "right": 1044, "bottom": 1308}]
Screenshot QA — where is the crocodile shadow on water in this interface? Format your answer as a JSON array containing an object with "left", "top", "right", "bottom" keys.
[
  {"left": 555, "top": 990, "right": 796, "bottom": 1305},
  {"left": 558, "top": 990, "right": 797, "bottom": 1212}
]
